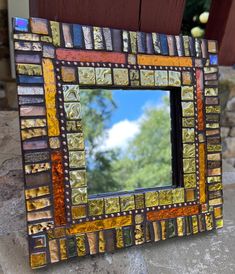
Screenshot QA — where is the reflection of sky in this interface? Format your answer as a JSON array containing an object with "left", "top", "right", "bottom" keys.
[
  {"left": 97, "top": 89, "right": 170, "bottom": 151},
  {"left": 109, "top": 90, "right": 169, "bottom": 126}
]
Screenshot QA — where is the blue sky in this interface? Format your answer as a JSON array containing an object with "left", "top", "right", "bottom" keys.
[
  {"left": 97, "top": 89, "right": 170, "bottom": 150},
  {"left": 109, "top": 89, "right": 169, "bottom": 126}
]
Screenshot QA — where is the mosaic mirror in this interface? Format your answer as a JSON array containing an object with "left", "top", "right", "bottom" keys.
[{"left": 13, "top": 17, "right": 223, "bottom": 269}]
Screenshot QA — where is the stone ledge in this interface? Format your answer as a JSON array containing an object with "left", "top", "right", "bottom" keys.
[{"left": 0, "top": 111, "right": 234, "bottom": 274}]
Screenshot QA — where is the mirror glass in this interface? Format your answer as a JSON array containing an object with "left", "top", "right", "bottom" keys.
[{"left": 80, "top": 89, "right": 173, "bottom": 195}]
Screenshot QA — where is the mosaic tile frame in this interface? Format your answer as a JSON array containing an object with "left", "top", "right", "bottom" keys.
[{"left": 13, "top": 17, "right": 223, "bottom": 269}]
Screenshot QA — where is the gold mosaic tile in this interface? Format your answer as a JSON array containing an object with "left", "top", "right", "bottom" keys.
[
  {"left": 135, "top": 193, "right": 145, "bottom": 209},
  {"left": 215, "top": 219, "right": 223, "bottom": 229},
  {"left": 135, "top": 224, "right": 145, "bottom": 245},
  {"left": 209, "top": 198, "right": 223, "bottom": 206},
  {"left": 21, "top": 128, "right": 47, "bottom": 141},
  {"left": 25, "top": 162, "right": 50, "bottom": 174},
  {"left": 205, "top": 88, "right": 218, "bottom": 96},
  {"left": 172, "top": 188, "right": 185, "bottom": 204},
  {"left": 72, "top": 205, "right": 87, "bottom": 219},
  {"left": 104, "top": 197, "right": 120, "bottom": 214},
  {"left": 78, "top": 67, "right": 95, "bottom": 85},
  {"left": 88, "top": 199, "right": 104, "bottom": 216},
  {"left": 206, "top": 106, "right": 221, "bottom": 114},
  {"left": 50, "top": 21, "right": 60, "bottom": 46},
  {"left": 16, "top": 64, "right": 42, "bottom": 75},
  {"left": 145, "top": 191, "right": 159, "bottom": 207},
  {"left": 93, "top": 27, "right": 104, "bottom": 50},
  {"left": 13, "top": 33, "right": 39, "bottom": 41},
  {"left": 159, "top": 190, "right": 173, "bottom": 205},
  {"left": 26, "top": 197, "right": 51, "bottom": 211},
  {"left": 205, "top": 214, "right": 213, "bottom": 230},
  {"left": 207, "top": 176, "right": 221, "bottom": 183},
  {"left": 21, "top": 118, "right": 46, "bottom": 129},
  {"left": 208, "top": 183, "right": 223, "bottom": 192},
  {"left": 49, "top": 240, "right": 59, "bottom": 263},
  {"left": 135, "top": 214, "right": 144, "bottom": 224},
  {"left": 207, "top": 153, "right": 221, "bottom": 161},
  {"left": 127, "top": 54, "right": 136, "bottom": 64},
  {"left": 184, "top": 174, "right": 197, "bottom": 188},
  {"left": 71, "top": 188, "right": 87, "bottom": 205},
  {"left": 69, "top": 151, "right": 86, "bottom": 168},
  {"left": 30, "top": 252, "right": 47, "bottom": 268},
  {"left": 113, "top": 68, "right": 129, "bottom": 86},
  {"left": 177, "top": 217, "right": 184, "bottom": 236},
  {"left": 63, "top": 85, "right": 80, "bottom": 101},
  {"left": 67, "top": 133, "right": 84, "bottom": 150},
  {"left": 25, "top": 186, "right": 50, "bottom": 199},
  {"left": 155, "top": 70, "right": 168, "bottom": 86},
  {"left": 207, "top": 144, "right": 222, "bottom": 152},
  {"left": 182, "top": 102, "right": 195, "bottom": 117},
  {"left": 182, "top": 117, "right": 195, "bottom": 127},
  {"left": 70, "top": 170, "right": 87, "bottom": 188},
  {"left": 99, "top": 231, "right": 105, "bottom": 253},
  {"left": 182, "top": 128, "right": 195, "bottom": 143},
  {"left": 181, "top": 86, "right": 194, "bottom": 100},
  {"left": 76, "top": 234, "right": 86, "bottom": 256},
  {"left": 49, "top": 137, "right": 60, "bottom": 149},
  {"left": 183, "top": 158, "right": 196, "bottom": 173},
  {"left": 66, "top": 120, "right": 83, "bottom": 132},
  {"left": 59, "top": 239, "right": 67, "bottom": 260},
  {"left": 95, "top": 68, "right": 112, "bottom": 85},
  {"left": 140, "top": 70, "right": 155, "bottom": 86},
  {"left": 41, "top": 36, "right": 53, "bottom": 43},
  {"left": 183, "top": 144, "right": 195, "bottom": 158},
  {"left": 169, "top": 71, "right": 181, "bottom": 86},
  {"left": 129, "top": 31, "right": 137, "bottom": 53},
  {"left": 28, "top": 221, "right": 53, "bottom": 235},
  {"left": 43, "top": 59, "right": 60, "bottom": 137},
  {"left": 120, "top": 195, "right": 135, "bottom": 211},
  {"left": 192, "top": 215, "right": 198, "bottom": 234},
  {"left": 116, "top": 228, "right": 124, "bottom": 248},
  {"left": 64, "top": 103, "right": 81, "bottom": 120}
]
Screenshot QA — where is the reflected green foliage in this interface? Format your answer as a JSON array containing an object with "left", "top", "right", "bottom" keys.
[
  {"left": 112, "top": 102, "right": 172, "bottom": 191},
  {"left": 80, "top": 90, "right": 172, "bottom": 195},
  {"left": 80, "top": 90, "right": 120, "bottom": 194}
]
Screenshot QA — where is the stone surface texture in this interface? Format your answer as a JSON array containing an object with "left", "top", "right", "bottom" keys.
[
  {"left": 219, "top": 66, "right": 235, "bottom": 169},
  {"left": 0, "top": 110, "right": 235, "bottom": 274}
]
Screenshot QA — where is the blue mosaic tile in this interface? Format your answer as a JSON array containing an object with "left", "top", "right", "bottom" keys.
[
  {"left": 159, "top": 34, "right": 168, "bottom": 55},
  {"left": 73, "top": 24, "right": 83, "bottom": 48},
  {"left": 18, "top": 76, "right": 44, "bottom": 84},
  {"left": 14, "top": 17, "right": 29, "bottom": 32},
  {"left": 137, "top": 32, "right": 146, "bottom": 53},
  {"left": 209, "top": 55, "right": 218, "bottom": 65},
  {"left": 189, "top": 37, "right": 196, "bottom": 57}
]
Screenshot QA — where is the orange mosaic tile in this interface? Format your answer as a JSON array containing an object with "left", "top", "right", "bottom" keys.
[
  {"left": 66, "top": 215, "right": 132, "bottom": 235},
  {"left": 42, "top": 59, "right": 60, "bottom": 136},
  {"left": 51, "top": 151, "right": 66, "bottom": 226},
  {"left": 199, "top": 143, "right": 206, "bottom": 204},
  {"left": 147, "top": 205, "right": 199, "bottom": 221},
  {"left": 137, "top": 55, "right": 193, "bottom": 67}
]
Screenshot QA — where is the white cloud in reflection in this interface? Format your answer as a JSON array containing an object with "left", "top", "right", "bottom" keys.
[{"left": 101, "top": 119, "right": 140, "bottom": 150}]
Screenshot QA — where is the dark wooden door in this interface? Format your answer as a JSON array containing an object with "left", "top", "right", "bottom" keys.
[{"left": 29, "top": 0, "right": 186, "bottom": 34}]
